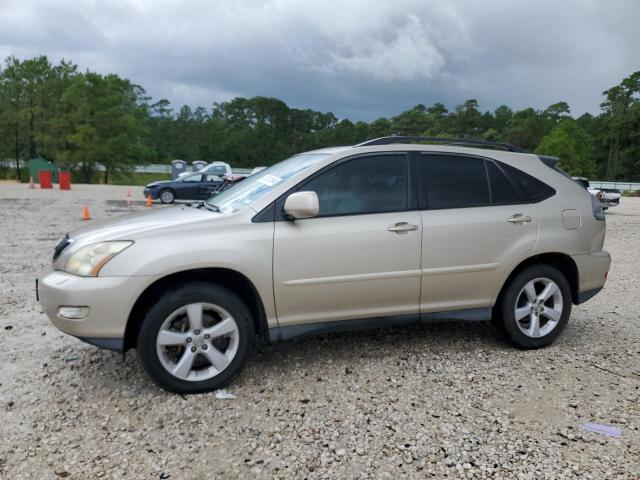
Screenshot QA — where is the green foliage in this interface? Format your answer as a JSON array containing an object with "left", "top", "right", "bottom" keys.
[
  {"left": 59, "top": 72, "right": 152, "bottom": 182},
  {"left": 1, "top": 55, "right": 639, "bottom": 182},
  {"left": 536, "top": 121, "right": 595, "bottom": 176}
]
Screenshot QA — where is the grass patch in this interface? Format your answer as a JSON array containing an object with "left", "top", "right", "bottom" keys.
[
  {"left": 107, "top": 171, "right": 170, "bottom": 186},
  {"left": 622, "top": 190, "right": 640, "bottom": 197}
]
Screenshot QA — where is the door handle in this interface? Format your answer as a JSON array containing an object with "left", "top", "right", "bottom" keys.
[
  {"left": 388, "top": 222, "right": 419, "bottom": 233},
  {"left": 507, "top": 214, "right": 532, "bottom": 225}
]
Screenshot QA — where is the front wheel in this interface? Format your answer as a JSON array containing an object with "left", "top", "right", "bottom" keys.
[
  {"left": 159, "top": 189, "right": 175, "bottom": 204},
  {"left": 500, "top": 265, "right": 572, "bottom": 349},
  {"left": 137, "top": 282, "right": 254, "bottom": 393}
]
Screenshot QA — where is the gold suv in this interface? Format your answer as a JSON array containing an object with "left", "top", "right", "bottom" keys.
[{"left": 37, "top": 137, "right": 611, "bottom": 393}]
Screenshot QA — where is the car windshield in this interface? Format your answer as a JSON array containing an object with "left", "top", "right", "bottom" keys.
[{"left": 206, "top": 153, "right": 329, "bottom": 213}]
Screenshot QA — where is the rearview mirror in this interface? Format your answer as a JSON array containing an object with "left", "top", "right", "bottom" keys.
[{"left": 283, "top": 191, "right": 319, "bottom": 220}]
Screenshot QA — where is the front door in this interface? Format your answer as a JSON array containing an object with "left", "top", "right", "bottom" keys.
[
  {"left": 179, "top": 173, "right": 204, "bottom": 199},
  {"left": 273, "top": 153, "right": 422, "bottom": 326}
]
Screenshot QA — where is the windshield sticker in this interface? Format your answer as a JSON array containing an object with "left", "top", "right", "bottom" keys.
[{"left": 257, "top": 174, "right": 282, "bottom": 187}]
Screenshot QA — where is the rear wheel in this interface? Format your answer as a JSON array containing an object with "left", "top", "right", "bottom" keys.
[
  {"left": 137, "top": 282, "right": 254, "bottom": 393},
  {"left": 500, "top": 265, "right": 571, "bottom": 348},
  {"left": 159, "top": 188, "right": 175, "bottom": 204}
]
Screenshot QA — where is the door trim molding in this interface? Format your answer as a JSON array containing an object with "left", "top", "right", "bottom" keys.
[
  {"left": 283, "top": 269, "right": 423, "bottom": 286},
  {"left": 422, "top": 262, "right": 499, "bottom": 276}
]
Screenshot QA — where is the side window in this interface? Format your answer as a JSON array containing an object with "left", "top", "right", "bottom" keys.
[
  {"left": 499, "top": 162, "right": 556, "bottom": 203},
  {"left": 486, "top": 162, "right": 523, "bottom": 205},
  {"left": 300, "top": 155, "right": 408, "bottom": 216},
  {"left": 205, "top": 174, "right": 222, "bottom": 182},
  {"left": 183, "top": 174, "right": 203, "bottom": 182},
  {"left": 208, "top": 166, "right": 227, "bottom": 176},
  {"left": 419, "top": 154, "right": 490, "bottom": 209}
]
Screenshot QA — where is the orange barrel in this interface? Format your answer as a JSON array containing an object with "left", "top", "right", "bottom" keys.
[
  {"left": 39, "top": 170, "right": 53, "bottom": 189},
  {"left": 59, "top": 171, "right": 71, "bottom": 190}
]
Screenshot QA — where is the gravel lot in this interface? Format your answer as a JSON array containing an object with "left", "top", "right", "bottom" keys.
[{"left": 0, "top": 182, "right": 639, "bottom": 479}]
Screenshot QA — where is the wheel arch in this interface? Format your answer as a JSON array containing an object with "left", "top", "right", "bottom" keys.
[
  {"left": 494, "top": 252, "right": 579, "bottom": 313},
  {"left": 123, "top": 268, "right": 268, "bottom": 351}
]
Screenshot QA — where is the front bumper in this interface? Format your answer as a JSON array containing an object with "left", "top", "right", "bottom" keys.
[
  {"left": 571, "top": 250, "right": 611, "bottom": 303},
  {"left": 143, "top": 188, "right": 158, "bottom": 199},
  {"left": 37, "top": 271, "right": 153, "bottom": 350}
]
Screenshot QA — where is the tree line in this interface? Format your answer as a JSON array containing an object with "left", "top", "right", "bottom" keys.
[{"left": 1, "top": 55, "right": 639, "bottom": 182}]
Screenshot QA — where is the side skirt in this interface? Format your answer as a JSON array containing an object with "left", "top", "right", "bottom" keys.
[{"left": 268, "top": 307, "right": 492, "bottom": 342}]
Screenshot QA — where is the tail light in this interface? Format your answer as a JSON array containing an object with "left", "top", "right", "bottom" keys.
[{"left": 591, "top": 194, "right": 605, "bottom": 220}]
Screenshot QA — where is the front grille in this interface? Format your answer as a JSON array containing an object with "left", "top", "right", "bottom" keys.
[{"left": 53, "top": 234, "right": 71, "bottom": 261}]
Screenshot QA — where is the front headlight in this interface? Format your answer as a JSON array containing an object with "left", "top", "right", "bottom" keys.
[{"left": 64, "top": 241, "right": 133, "bottom": 277}]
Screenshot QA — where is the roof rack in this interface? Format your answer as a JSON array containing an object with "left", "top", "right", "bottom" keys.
[{"left": 355, "top": 136, "right": 527, "bottom": 153}]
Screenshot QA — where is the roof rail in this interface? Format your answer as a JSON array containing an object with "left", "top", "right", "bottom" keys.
[{"left": 355, "top": 136, "right": 528, "bottom": 153}]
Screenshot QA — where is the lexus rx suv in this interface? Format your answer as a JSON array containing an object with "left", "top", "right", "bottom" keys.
[{"left": 37, "top": 137, "right": 610, "bottom": 393}]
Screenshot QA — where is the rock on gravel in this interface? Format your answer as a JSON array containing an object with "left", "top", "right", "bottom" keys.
[{"left": 0, "top": 183, "right": 639, "bottom": 479}]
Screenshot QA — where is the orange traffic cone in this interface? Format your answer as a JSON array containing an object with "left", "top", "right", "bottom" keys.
[
  {"left": 82, "top": 205, "right": 91, "bottom": 221},
  {"left": 28, "top": 176, "right": 35, "bottom": 189},
  {"left": 146, "top": 195, "right": 153, "bottom": 207},
  {"left": 127, "top": 188, "right": 132, "bottom": 197}
]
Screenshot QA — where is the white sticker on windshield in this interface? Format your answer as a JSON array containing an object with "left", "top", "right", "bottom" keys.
[{"left": 257, "top": 174, "right": 282, "bottom": 187}]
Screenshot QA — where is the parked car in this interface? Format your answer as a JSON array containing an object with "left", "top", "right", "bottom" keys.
[
  {"left": 38, "top": 137, "right": 610, "bottom": 393},
  {"left": 144, "top": 172, "right": 223, "bottom": 204},
  {"left": 599, "top": 187, "right": 622, "bottom": 206},
  {"left": 177, "top": 161, "right": 252, "bottom": 179},
  {"left": 571, "top": 177, "right": 620, "bottom": 210}
]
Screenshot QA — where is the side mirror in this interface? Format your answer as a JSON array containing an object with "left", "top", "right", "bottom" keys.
[{"left": 283, "top": 191, "right": 319, "bottom": 220}]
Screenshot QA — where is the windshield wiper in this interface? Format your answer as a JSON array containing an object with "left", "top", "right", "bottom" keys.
[{"left": 203, "top": 201, "right": 220, "bottom": 212}]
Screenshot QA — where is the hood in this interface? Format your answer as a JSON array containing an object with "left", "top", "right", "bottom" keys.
[
  {"left": 146, "top": 180, "right": 173, "bottom": 187},
  {"left": 68, "top": 205, "right": 217, "bottom": 245}
]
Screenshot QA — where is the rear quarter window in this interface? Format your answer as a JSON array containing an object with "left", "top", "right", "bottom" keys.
[{"left": 499, "top": 162, "right": 556, "bottom": 203}]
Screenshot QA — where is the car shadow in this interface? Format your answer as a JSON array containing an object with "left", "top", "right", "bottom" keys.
[{"left": 67, "top": 320, "right": 509, "bottom": 395}]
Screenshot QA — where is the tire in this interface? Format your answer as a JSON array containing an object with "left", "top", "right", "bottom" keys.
[
  {"left": 137, "top": 282, "right": 254, "bottom": 393},
  {"left": 500, "top": 265, "right": 572, "bottom": 349},
  {"left": 159, "top": 189, "right": 175, "bottom": 204}
]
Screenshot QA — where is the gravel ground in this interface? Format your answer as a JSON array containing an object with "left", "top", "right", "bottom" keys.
[{"left": 0, "top": 182, "right": 639, "bottom": 479}]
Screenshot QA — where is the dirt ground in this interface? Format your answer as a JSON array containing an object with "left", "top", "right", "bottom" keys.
[{"left": 0, "top": 182, "right": 638, "bottom": 479}]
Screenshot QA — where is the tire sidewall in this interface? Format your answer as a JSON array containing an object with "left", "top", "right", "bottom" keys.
[
  {"left": 501, "top": 265, "right": 572, "bottom": 349},
  {"left": 137, "top": 282, "right": 254, "bottom": 393}
]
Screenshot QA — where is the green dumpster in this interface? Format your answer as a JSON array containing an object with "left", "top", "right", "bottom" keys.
[{"left": 28, "top": 158, "right": 58, "bottom": 183}]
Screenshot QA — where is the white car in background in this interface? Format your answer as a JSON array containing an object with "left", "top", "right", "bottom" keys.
[
  {"left": 179, "top": 161, "right": 235, "bottom": 179},
  {"left": 178, "top": 162, "right": 267, "bottom": 179},
  {"left": 571, "top": 177, "right": 620, "bottom": 210}
]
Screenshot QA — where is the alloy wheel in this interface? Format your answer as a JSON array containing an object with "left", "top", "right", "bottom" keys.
[
  {"left": 514, "top": 277, "right": 564, "bottom": 338},
  {"left": 155, "top": 302, "right": 239, "bottom": 381},
  {"left": 160, "top": 190, "right": 174, "bottom": 203}
]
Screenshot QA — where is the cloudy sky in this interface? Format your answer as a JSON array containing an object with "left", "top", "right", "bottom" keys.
[{"left": 1, "top": 0, "right": 638, "bottom": 120}]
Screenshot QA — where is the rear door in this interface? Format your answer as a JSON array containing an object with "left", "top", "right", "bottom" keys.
[
  {"left": 197, "top": 174, "right": 223, "bottom": 199},
  {"left": 417, "top": 153, "right": 538, "bottom": 313},
  {"left": 273, "top": 153, "right": 422, "bottom": 326}
]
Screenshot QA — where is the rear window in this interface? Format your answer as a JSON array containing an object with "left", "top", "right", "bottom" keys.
[{"left": 499, "top": 162, "right": 555, "bottom": 203}]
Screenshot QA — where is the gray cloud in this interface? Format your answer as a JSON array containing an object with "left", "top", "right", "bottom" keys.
[{"left": 1, "top": 0, "right": 638, "bottom": 120}]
